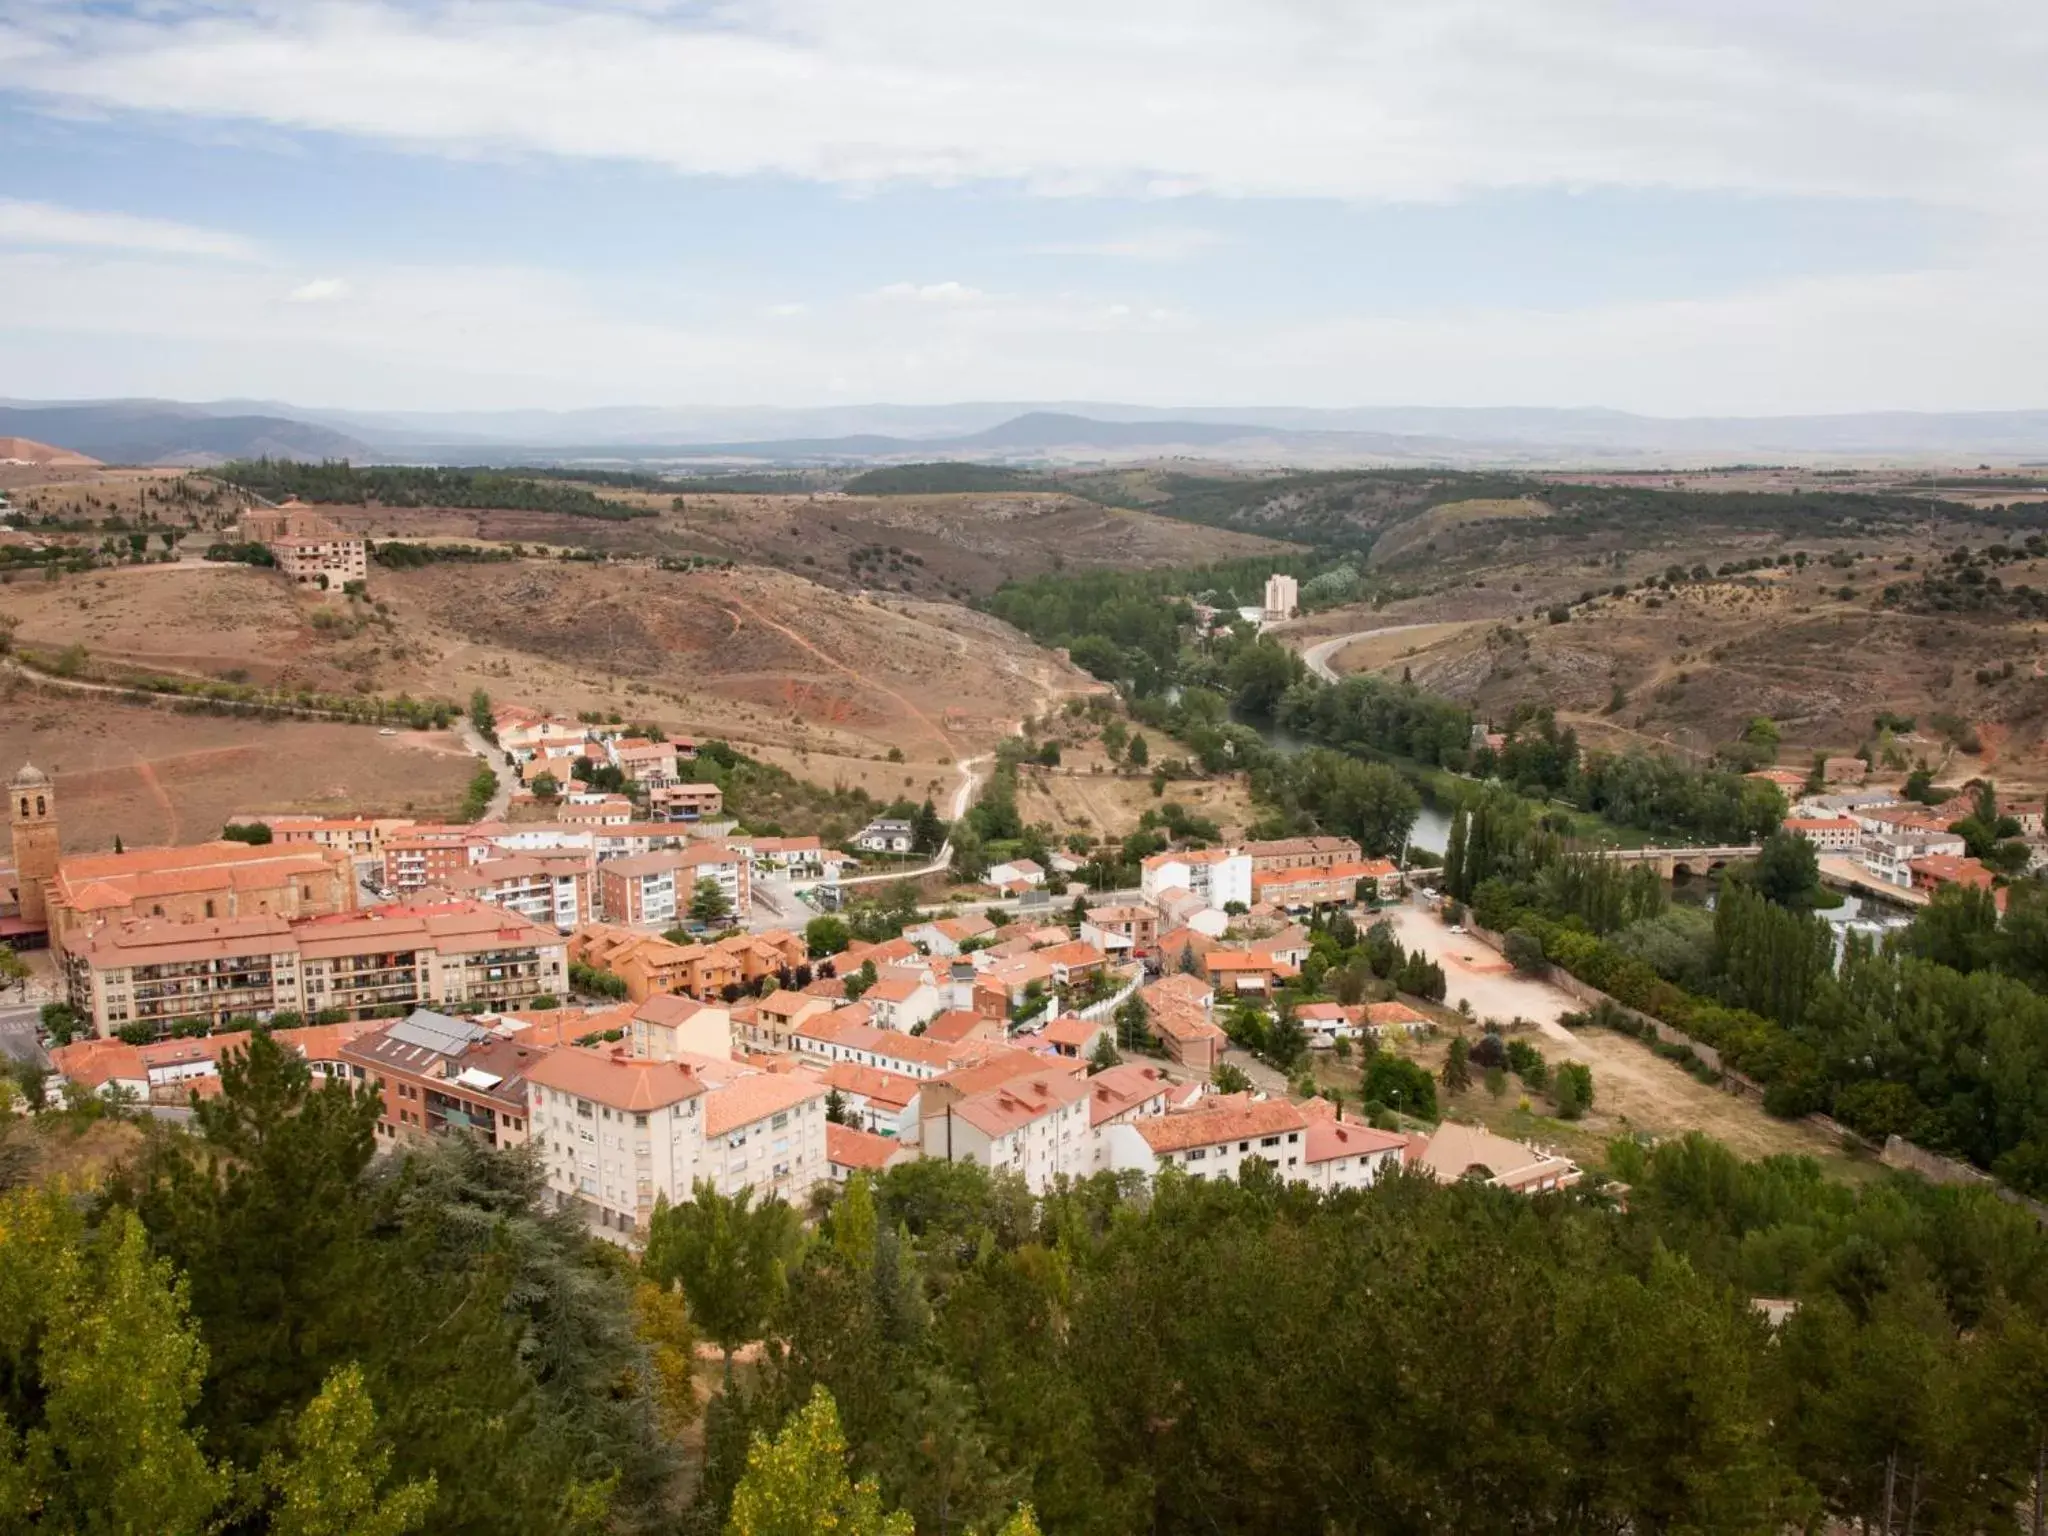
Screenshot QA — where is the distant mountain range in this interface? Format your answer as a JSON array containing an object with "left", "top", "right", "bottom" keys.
[
  {"left": 0, "top": 401, "right": 370, "bottom": 467},
  {"left": 5, "top": 397, "right": 2048, "bottom": 469}
]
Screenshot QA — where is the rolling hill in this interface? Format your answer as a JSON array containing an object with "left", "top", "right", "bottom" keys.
[{"left": 0, "top": 402, "right": 371, "bottom": 466}]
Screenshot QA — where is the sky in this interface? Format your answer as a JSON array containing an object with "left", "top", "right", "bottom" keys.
[{"left": 0, "top": 0, "right": 2044, "bottom": 416}]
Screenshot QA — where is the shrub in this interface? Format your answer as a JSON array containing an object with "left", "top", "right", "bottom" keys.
[{"left": 1502, "top": 928, "right": 1546, "bottom": 974}]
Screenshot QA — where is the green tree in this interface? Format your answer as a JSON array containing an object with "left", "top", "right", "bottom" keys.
[
  {"left": 1224, "top": 639, "right": 1299, "bottom": 719},
  {"left": 830, "top": 1173, "right": 879, "bottom": 1275},
  {"left": 1440, "top": 1036, "right": 1473, "bottom": 1094},
  {"left": 1502, "top": 928, "right": 1546, "bottom": 974},
  {"left": 633, "top": 1279, "right": 700, "bottom": 1441},
  {"left": 645, "top": 1182, "right": 802, "bottom": 1384},
  {"left": 1087, "top": 1033, "right": 1122, "bottom": 1074},
  {"left": 1363, "top": 1055, "right": 1438, "bottom": 1119},
  {"left": 0, "top": 1194, "right": 223, "bottom": 1534},
  {"left": 909, "top": 799, "right": 945, "bottom": 856},
  {"left": 468, "top": 687, "right": 494, "bottom": 739},
  {"left": 725, "top": 1386, "right": 913, "bottom": 1536},
  {"left": 844, "top": 960, "right": 879, "bottom": 1002},
  {"left": 1112, "top": 994, "right": 1153, "bottom": 1052},
  {"left": 1211, "top": 1063, "right": 1253, "bottom": 1094},
  {"left": 531, "top": 772, "right": 560, "bottom": 801},
  {"left": 1550, "top": 1061, "right": 1594, "bottom": 1119},
  {"left": 806, "top": 915, "right": 851, "bottom": 958},
  {"left": 1753, "top": 829, "right": 1823, "bottom": 908},
  {"left": 1125, "top": 733, "right": 1149, "bottom": 769},
  {"left": 691, "top": 876, "right": 734, "bottom": 925},
  {"left": 263, "top": 1362, "right": 438, "bottom": 1536}
]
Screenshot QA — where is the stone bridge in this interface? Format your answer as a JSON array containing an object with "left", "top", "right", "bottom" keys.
[{"left": 1593, "top": 845, "right": 1761, "bottom": 878}]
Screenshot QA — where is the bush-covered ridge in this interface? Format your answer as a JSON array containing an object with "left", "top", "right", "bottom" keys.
[{"left": 216, "top": 458, "right": 657, "bottom": 520}]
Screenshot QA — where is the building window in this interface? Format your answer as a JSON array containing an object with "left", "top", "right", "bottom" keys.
[{"left": 1186, "top": 1147, "right": 1207, "bottom": 1162}]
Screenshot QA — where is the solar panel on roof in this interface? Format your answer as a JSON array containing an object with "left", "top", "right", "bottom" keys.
[{"left": 386, "top": 1009, "right": 489, "bottom": 1055}]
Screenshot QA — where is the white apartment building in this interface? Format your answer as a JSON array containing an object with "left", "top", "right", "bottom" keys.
[
  {"left": 446, "top": 852, "right": 594, "bottom": 931},
  {"left": 1300, "top": 1114, "right": 1408, "bottom": 1192},
  {"left": 1108, "top": 1098, "right": 1309, "bottom": 1183},
  {"left": 861, "top": 974, "right": 942, "bottom": 1033},
  {"left": 819, "top": 1061, "right": 922, "bottom": 1141},
  {"left": 1780, "top": 817, "right": 1864, "bottom": 855},
  {"left": 527, "top": 1048, "right": 826, "bottom": 1234},
  {"left": 792, "top": 1016, "right": 957, "bottom": 1081},
  {"left": 527, "top": 1050, "right": 709, "bottom": 1236},
  {"left": 1862, "top": 828, "right": 1967, "bottom": 888},
  {"left": 630, "top": 993, "right": 734, "bottom": 1061},
  {"left": 1263, "top": 572, "right": 1299, "bottom": 623},
  {"left": 1140, "top": 848, "right": 1254, "bottom": 912},
  {"left": 941, "top": 1071, "right": 1093, "bottom": 1194},
  {"left": 1083, "top": 1062, "right": 1175, "bottom": 1172},
  {"left": 699, "top": 1075, "right": 829, "bottom": 1203}
]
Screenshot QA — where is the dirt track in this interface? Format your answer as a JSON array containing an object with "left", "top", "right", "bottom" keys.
[{"left": 1384, "top": 906, "right": 1858, "bottom": 1167}]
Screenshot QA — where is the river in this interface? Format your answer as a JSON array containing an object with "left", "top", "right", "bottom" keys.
[{"left": 1237, "top": 712, "right": 1452, "bottom": 854}]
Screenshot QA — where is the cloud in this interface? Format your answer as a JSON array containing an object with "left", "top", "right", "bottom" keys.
[
  {"left": 287, "top": 277, "right": 351, "bottom": 302},
  {"left": 1, "top": 1, "right": 2042, "bottom": 209},
  {"left": 872, "top": 281, "right": 985, "bottom": 304},
  {"left": 1031, "top": 227, "right": 1226, "bottom": 263},
  {"left": 0, "top": 197, "right": 258, "bottom": 259}
]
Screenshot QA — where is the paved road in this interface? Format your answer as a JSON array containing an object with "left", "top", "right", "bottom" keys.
[
  {"left": 1298, "top": 623, "right": 1446, "bottom": 683},
  {"left": 0, "top": 1003, "right": 48, "bottom": 1069},
  {"left": 830, "top": 752, "right": 992, "bottom": 891},
  {"left": 1219, "top": 1046, "right": 1291, "bottom": 1094},
  {"left": 458, "top": 720, "right": 517, "bottom": 822}
]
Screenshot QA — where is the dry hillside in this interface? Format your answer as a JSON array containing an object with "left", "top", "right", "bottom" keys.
[
  {"left": 314, "top": 486, "right": 1296, "bottom": 600},
  {"left": 0, "top": 673, "right": 478, "bottom": 848},
  {"left": 0, "top": 557, "right": 1101, "bottom": 809},
  {"left": 1313, "top": 545, "right": 2048, "bottom": 788}
]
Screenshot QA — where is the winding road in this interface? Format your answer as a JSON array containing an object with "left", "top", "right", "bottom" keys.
[
  {"left": 1297, "top": 623, "right": 1447, "bottom": 683},
  {"left": 830, "top": 751, "right": 990, "bottom": 889}
]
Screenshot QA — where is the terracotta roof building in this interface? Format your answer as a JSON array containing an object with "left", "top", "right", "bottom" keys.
[
  {"left": 342, "top": 1008, "right": 548, "bottom": 1151},
  {"left": 67, "top": 900, "right": 568, "bottom": 1038},
  {"left": 46, "top": 838, "right": 356, "bottom": 962}
]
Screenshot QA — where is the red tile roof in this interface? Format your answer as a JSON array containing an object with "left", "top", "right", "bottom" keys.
[
  {"left": 1135, "top": 1098, "right": 1304, "bottom": 1154},
  {"left": 524, "top": 1046, "right": 707, "bottom": 1112},
  {"left": 827, "top": 1122, "right": 901, "bottom": 1172}
]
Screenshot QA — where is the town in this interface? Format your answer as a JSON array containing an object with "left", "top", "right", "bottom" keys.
[
  {"left": 2, "top": 673, "right": 1580, "bottom": 1235},
  {"left": 7, "top": 7, "right": 2048, "bottom": 1523}
]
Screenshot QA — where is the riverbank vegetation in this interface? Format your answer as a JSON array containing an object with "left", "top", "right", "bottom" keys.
[{"left": 1442, "top": 791, "right": 2048, "bottom": 1192}]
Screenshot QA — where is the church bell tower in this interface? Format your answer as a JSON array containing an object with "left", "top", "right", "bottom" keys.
[{"left": 9, "top": 762, "right": 58, "bottom": 930}]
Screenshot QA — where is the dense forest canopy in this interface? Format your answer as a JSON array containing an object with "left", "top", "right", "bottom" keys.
[
  {"left": 23, "top": 1028, "right": 2048, "bottom": 1534},
  {"left": 1102, "top": 466, "right": 2037, "bottom": 549},
  {"left": 215, "top": 459, "right": 657, "bottom": 520},
  {"left": 842, "top": 464, "right": 1045, "bottom": 495},
  {"left": 668, "top": 1130, "right": 2048, "bottom": 1534}
]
